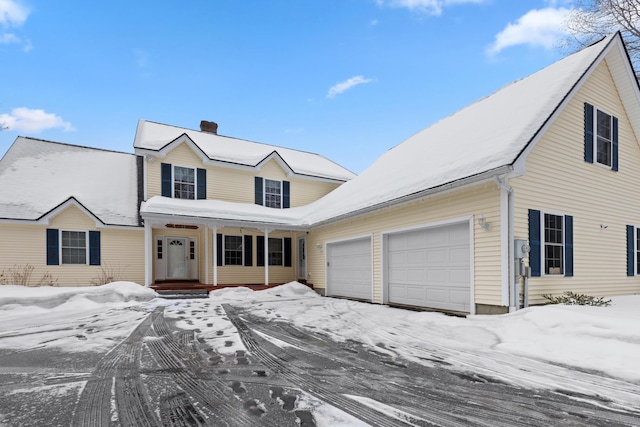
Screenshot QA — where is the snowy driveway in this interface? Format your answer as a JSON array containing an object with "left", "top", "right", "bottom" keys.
[{"left": 0, "top": 282, "right": 639, "bottom": 426}]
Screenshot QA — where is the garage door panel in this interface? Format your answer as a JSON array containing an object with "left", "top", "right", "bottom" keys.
[
  {"left": 327, "top": 238, "right": 372, "bottom": 301},
  {"left": 387, "top": 222, "right": 470, "bottom": 312}
]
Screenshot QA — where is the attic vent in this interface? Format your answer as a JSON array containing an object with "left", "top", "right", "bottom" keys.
[{"left": 200, "top": 120, "right": 218, "bottom": 134}]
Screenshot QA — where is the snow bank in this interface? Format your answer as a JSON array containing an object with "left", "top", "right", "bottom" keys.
[{"left": 0, "top": 282, "right": 157, "bottom": 309}]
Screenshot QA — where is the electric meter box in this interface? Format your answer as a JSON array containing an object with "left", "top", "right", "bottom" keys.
[{"left": 515, "top": 239, "right": 530, "bottom": 259}]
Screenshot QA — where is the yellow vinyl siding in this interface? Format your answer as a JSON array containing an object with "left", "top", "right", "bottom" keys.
[
  {"left": 512, "top": 59, "right": 640, "bottom": 304},
  {"left": 202, "top": 228, "right": 297, "bottom": 285},
  {"left": 308, "top": 183, "right": 502, "bottom": 306},
  {"left": 146, "top": 142, "right": 341, "bottom": 206},
  {"left": 0, "top": 205, "right": 144, "bottom": 287}
]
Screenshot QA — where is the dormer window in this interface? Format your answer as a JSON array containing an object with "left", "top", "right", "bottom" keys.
[
  {"left": 161, "top": 163, "right": 206, "bottom": 199},
  {"left": 264, "top": 179, "right": 282, "bottom": 208},
  {"left": 174, "top": 166, "right": 195, "bottom": 199},
  {"left": 254, "top": 177, "right": 290, "bottom": 209}
]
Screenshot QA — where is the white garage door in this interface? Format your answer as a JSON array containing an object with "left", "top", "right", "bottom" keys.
[
  {"left": 327, "top": 238, "right": 372, "bottom": 301},
  {"left": 387, "top": 222, "right": 470, "bottom": 312}
]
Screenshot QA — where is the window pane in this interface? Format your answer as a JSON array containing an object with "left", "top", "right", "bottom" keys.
[
  {"left": 544, "top": 214, "right": 564, "bottom": 275},
  {"left": 596, "top": 110, "right": 612, "bottom": 167},
  {"left": 61, "top": 231, "right": 87, "bottom": 265},
  {"left": 597, "top": 110, "right": 611, "bottom": 138},
  {"left": 264, "top": 179, "right": 281, "bottom": 208},
  {"left": 268, "top": 238, "right": 283, "bottom": 266},
  {"left": 224, "top": 235, "right": 243, "bottom": 266},
  {"left": 174, "top": 166, "right": 195, "bottom": 199}
]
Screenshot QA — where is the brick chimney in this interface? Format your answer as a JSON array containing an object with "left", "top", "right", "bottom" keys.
[{"left": 200, "top": 120, "right": 218, "bottom": 134}]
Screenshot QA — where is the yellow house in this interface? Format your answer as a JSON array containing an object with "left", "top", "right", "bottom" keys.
[{"left": 2, "top": 32, "right": 639, "bottom": 315}]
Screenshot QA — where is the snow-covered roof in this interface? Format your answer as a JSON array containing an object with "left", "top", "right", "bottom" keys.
[
  {"left": 143, "top": 34, "right": 639, "bottom": 228},
  {"left": 0, "top": 137, "right": 140, "bottom": 226},
  {"left": 133, "top": 120, "right": 356, "bottom": 182}
]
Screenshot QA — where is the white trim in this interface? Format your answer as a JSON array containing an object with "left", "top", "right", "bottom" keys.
[
  {"left": 381, "top": 216, "right": 474, "bottom": 314},
  {"left": 144, "top": 222, "right": 152, "bottom": 286},
  {"left": 172, "top": 164, "right": 198, "bottom": 200},
  {"left": 59, "top": 229, "right": 89, "bottom": 266},
  {"left": 540, "top": 211, "right": 566, "bottom": 277},
  {"left": 325, "top": 234, "right": 374, "bottom": 302},
  {"left": 500, "top": 186, "right": 509, "bottom": 307},
  {"left": 221, "top": 234, "right": 245, "bottom": 266},
  {"left": 297, "top": 235, "right": 307, "bottom": 281},
  {"left": 592, "top": 106, "right": 615, "bottom": 169},
  {"left": 212, "top": 225, "right": 218, "bottom": 286},
  {"left": 263, "top": 178, "right": 283, "bottom": 209},
  {"left": 205, "top": 225, "right": 209, "bottom": 285}
]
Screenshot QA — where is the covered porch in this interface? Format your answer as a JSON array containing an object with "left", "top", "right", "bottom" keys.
[{"left": 140, "top": 198, "right": 310, "bottom": 289}]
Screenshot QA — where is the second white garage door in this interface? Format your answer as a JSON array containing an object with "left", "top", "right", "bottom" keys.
[
  {"left": 386, "top": 222, "right": 471, "bottom": 312},
  {"left": 327, "top": 237, "right": 372, "bottom": 301}
]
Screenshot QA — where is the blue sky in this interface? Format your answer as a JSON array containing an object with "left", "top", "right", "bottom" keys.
[{"left": 1, "top": 0, "right": 578, "bottom": 174}]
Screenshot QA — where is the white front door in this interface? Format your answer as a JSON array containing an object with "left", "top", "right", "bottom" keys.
[
  {"left": 167, "top": 238, "right": 188, "bottom": 279},
  {"left": 298, "top": 237, "right": 306, "bottom": 280}
]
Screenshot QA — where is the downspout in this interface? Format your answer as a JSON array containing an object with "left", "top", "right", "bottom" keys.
[{"left": 496, "top": 176, "right": 516, "bottom": 312}]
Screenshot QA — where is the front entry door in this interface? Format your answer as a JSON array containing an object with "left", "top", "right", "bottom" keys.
[
  {"left": 298, "top": 237, "right": 306, "bottom": 280},
  {"left": 167, "top": 238, "right": 188, "bottom": 279}
]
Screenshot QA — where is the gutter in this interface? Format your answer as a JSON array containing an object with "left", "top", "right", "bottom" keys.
[{"left": 312, "top": 165, "right": 514, "bottom": 228}]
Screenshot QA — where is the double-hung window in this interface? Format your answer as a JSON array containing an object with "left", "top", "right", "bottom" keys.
[
  {"left": 224, "top": 235, "right": 243, "bottom": 266},
  {"left": 174, "top": 166, "right": 195, "bottom": 199},
  {"left": 254, "top": 177, "right": 290, "bottom": 209},
  {"left": 61, "top": 231, "right": 87, "bottom": 265},
  {"left": 264, "top": 179, "right": 282, "bottom": 208},
  {"left": 268, "top": 237, "right": 284, "bottom": 266},
  {"left": 584, "top": 103, "right": 618, "bottom": 171},
  {"left": 596, "top": 109, "right": 613, "bottom": 167},
  {"left": 161, "top": 163, "right": 206, "bottom": 199},
  {"left": 543, "top": 213, "right": 564, "bottom": 275},
  {"left": 528, "top": 209, "right": 573, "bottom": 277}
]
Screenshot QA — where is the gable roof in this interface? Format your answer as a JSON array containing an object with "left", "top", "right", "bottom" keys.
[
  {"left": 0, "top": 137, "right": 141, "bottom": 227},
  {"left": 142, "top": 33, "right": 640, "bottom": 229},
  {"left": 133, "top": 120, "right": 356, "bottom": 182},
  {"left": 300, "top": 32, "right": 640, "bottom": 225}
]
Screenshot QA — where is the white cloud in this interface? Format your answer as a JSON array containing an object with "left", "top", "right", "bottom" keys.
[
  {"left": 376, "top": 0, "right": 484, "bottom": 16},
  {"left": 0, "top": 0, "right": 31, "bottom": 51},
  {"left": 487, "top": 7, "right": 571, "bottom": 54},
  {"left": 0, "top": 108, "right": 74, "bottom": 133},
  {"left": 0, "top": 0, "right": 29, "bottom": 27},
  {"left": 327, "top": 76, "right": 374, "bottom": 99}
]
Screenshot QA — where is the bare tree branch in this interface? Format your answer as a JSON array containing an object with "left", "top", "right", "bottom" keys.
[{"left": 565, "top": 0, "right": 640, "bottom": 76}]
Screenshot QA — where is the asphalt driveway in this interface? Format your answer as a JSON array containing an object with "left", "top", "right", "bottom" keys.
[{"left": 0, "top": 296, "right": 639, "bottom": 427}]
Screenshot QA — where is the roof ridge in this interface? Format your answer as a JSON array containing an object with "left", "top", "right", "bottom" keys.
[{"left": 16, "top": 136, "right": 137, "bottom": 157}]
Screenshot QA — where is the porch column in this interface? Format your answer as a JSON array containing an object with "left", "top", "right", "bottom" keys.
[
  {"left": 212, "top": 225, "right": 218, "bottom": 286},
  {"left": 144, "top": 221, "right": 152, "bottom": 287},
  {"left": 263, "top": 228, "right": 270, "bottom": 287},
  {"left": 204, "top": 225, "right": 209, "bottom": 285}
]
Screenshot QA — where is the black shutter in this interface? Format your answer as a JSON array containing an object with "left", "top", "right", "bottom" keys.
[
  {"left": 46, "top": 228, "right": 59, "bottom": 266},
  {"left": 564, "top": 216, "right": 573, "bottom": 277},
  {"left": 627, "top": 225, "right": 635, "bottom": 276},
  {"left": 216, "top": 233, "right": 223, "bottom": 266},
  {"left": 284, "top": 237, "right": 292, "bottom": 267},
  {"left": 257, "top": 236, "right": 265, "bottom": 266},
  {"left": 529, "top": 210, "right": 541, "bottom": 277},
  {"left": 584, "top": 103, "right": 594, "bottom": 163},
  {"left": 244, "top": 235, "right": 253, "bottom": 267},
  {"left": 255, "top": 177, "right": 263, "bottom": 205},
  {"left": 283, "top": 181, "right": 290, "bottom": 208},
  {"left": 161, "top": 163, "right": 172, "bottom": 197},
  {"left": 197, "top": 168, "right": 206, "bottom": 199},
  {"left": 612, "top": 116, "right": 619, "bottom": 171},
  {"left": 89, "top": 231, "right": 101, "bottom": 266}
]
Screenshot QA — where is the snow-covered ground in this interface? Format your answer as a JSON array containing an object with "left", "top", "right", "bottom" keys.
[{"left": 0, "top": 281, "right": 638, "bottom": 421}]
